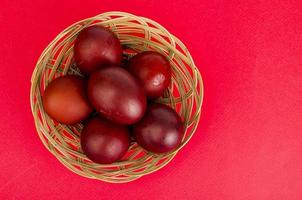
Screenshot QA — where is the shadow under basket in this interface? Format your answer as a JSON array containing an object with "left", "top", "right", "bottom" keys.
[{"left": 30, "top": 11, "right": 204, "bottom": 183}]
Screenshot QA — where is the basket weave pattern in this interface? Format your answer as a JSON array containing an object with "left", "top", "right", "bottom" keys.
[{"left": 30, "top": 11, "right": 203, "bottom": 183}]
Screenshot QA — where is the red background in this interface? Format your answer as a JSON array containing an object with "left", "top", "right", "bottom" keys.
[{"left": 0, "top": 0, "right": 301, "bottom": 199}]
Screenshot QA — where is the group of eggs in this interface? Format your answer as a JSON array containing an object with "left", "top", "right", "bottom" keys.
[{"left": 42, "top": 25, "right": 184, "bottom": 164}]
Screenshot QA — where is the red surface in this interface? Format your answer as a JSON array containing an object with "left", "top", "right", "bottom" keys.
[{"left": 0, "top": 0, "right": 301, "bottom": 199}]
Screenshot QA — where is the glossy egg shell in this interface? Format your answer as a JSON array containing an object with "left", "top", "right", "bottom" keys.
[
  {"left": 132, "top": 103, "right": 184, "bottom": 153},
  {"left": 42, "top": 75, "right": 93, "bottom": 124},
  {"left": 81, "top": 117, "right": 130, "bottom": 164},
  {"left": 74, "top": 25, "right": 122, "bottom": 75},
  {"left": 88, "top": 66, "right": 147, "bottom": 125},
  {"left": 127, "top": 51, "right": 171, "bottom": 99}
]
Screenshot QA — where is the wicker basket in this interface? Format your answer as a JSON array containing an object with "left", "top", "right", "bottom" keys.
[{"left": 30, "top": 11, "right": 204, "bottom": 183}]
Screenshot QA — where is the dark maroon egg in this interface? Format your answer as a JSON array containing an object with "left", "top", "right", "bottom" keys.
[
  {"left": 74, "top": 25, "right": 122, "bottom": 75},
  {"left": 88, "top": 66, "right": 147, "bottom": 125},
  {"left": 132, "top": 103, "right": 184, "bottom": 153},
  {"left": 81, "top": 117, "right": 130, "bottom": 164},
  {"left": 127, "top": 51, "right": 171, "bottom": 99},
  {"left": 42, "top": 75, "right": 93, "bottom": 124}
]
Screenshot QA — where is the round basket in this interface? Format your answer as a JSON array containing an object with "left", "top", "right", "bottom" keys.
[{"left": 30, "top": 11, "right": 204, "bottom": 183}]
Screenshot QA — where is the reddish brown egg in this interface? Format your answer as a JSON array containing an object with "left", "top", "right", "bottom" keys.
[
  {"left": 88, "top": 66, "right": 147, "bottom": 125},
  {"left": 42, "top": 75, "right": 93, "bottom": 124},
  {"left": 132, "top": 103, "right": 184, "bottom": 153},
  {"left": 81, "top": 117, "right": 130, "bottom": 164},
  {"left": 127, "top": 51, "right": 171, "bottom": 99},
  {"left": 74, "top": 25, "right": 122, "bottom": 75}
]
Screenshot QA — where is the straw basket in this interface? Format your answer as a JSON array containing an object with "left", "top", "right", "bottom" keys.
[{"left": 30, "top": 11, "right": 204, "bottom": 183}]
